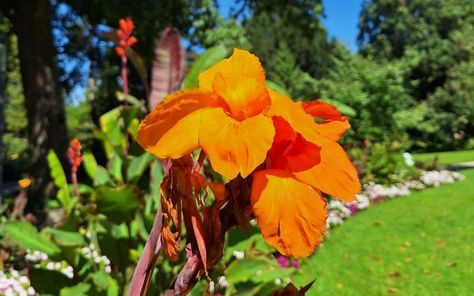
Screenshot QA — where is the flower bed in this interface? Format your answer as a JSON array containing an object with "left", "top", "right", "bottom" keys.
[{"left": 326, "top": 170, "right": 465, "bottom": 228}]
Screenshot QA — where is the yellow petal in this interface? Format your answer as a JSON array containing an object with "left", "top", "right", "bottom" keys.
[
  {"left": 136, "top": 89, "right": 221, "bottom": 158},
  {"left": 251, "top": 169, "right": 327, "bottom": 258},
  {"left": 294, "top": 140, "right": 361, "bottom": 202},
  {"left": 199, "top": 49, "right": 270, "bottom": 120},
  {"left": 199, "top": 108, "right": 275, "bottom": 179}
]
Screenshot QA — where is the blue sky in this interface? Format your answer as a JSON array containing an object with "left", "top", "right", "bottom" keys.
[
  {"left": 321, "top": 0, "right": 364, "bottom": 52},
  {"left": 218, "top": 0, "right": 364, "bottom": 52}
]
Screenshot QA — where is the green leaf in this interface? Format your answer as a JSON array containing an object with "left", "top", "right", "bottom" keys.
[
  {"left": 108, "top": 154, "right": 124, "bottom": 183},
  {"left": 266, "top": 80, "right": 290, "bottom": 96},
  {"left": 30, "top": 268, "right": 74, "bottom": 295},
  {"left": 116, "top": 91, "right": 141, "bottom": 106},
  {"left": 60, "top": 283, "right": 91, "bottom": 296},
  {"left": 94, "top": 185, "right": 143, "bottom": 224},
  {"left": 126, "top": 152, "right": 155, "bottom": 183},
  {"left": 225, "top": 258, "right": 270, "bottom": 284},
  {"left": 42, "top": 228, "right": 87, "bottom": 247},
  {"left": 47, "top": 150, "right": 72, "bottom": 211},
  {"left": 182, "top": 45, "right": 228, "bottom": 88},
  {"left": 4, "top": 221, "right": 61, "bottom": 256},
  {"left": 95, "top": 166, "right": 113, "bottom": 186},
  {"left": 82, "top": 151, "right": 98, "bottom": 180},
  {"left": 99, "top": 107, "right": 125, "bottom": 155}
]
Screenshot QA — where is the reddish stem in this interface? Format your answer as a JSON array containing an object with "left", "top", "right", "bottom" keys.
[
  {"left": 121, "top": 55, "right": 129, "bottom": 155},
  {"left": 71, "top": 170, "right": 80, "bottom": 197},
  {"left": 193, "top": 150, "right": 206, "bottom": 173}
]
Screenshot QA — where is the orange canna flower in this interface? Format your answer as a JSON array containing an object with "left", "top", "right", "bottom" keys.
[{"left": 137, "top": 48, "right": 361, "bottom": 258}]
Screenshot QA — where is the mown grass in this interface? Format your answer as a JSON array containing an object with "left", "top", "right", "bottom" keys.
[
  {"left": 413, "top": 149, "right": 474, "bottom": 165},
  {"left": 293, "top": 168, "right": 474, "bottom": 296}
]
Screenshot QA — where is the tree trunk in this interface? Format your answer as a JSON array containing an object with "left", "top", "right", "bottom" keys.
[{"left": 10, "top": 0, "right": 68, "bottom": 210}]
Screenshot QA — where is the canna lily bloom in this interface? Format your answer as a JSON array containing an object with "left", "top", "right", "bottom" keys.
[
  {"left": 137, "top": 48, "right": 361, "bottom": 258},
  {"left": 137, "top": 49, "right": 276, "bottom": 179}
]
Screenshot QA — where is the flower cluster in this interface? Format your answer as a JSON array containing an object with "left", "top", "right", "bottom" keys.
[
  {"left": 67, "top": 138, "right": 83, "bottom": 173},
  {"left": 0, "top": 269, "right": 36, "bottom": 296},
  {"left": 80, "top": 243, "right": 112, "bottom": 274},
  {"left": 326, "top": 169, "right": 465, "bottom": 228},
  {"left": 137, "top": 48, "right": 361, "bottom": 258},
  {"left": 24, "top": 249, "right": 74, "bottom": 279},
  {"left": 114, "top": 17, "right": 137, "bottom": 59},
  {"left": 420, "top": 170, "right": 465, "bottom": 187}
]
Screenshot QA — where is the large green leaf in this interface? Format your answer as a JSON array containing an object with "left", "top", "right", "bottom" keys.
[
  {"left": 42, "top": 228, "right": 87, "bottom": 247},
  {"left": 4, "top": 221, "right": 61, "bottom": 256},
  {"left": 93, "top": 185, "right": 143, "bottom": 224},
  {"left": 47, "top": 150, "right": 72, "bottom": 210},
  {"left": 182, "top": 45, "right": 228, "bottom": 89},
  {"left": 126, "top": 152, "right": 155, "bottom": 183}
]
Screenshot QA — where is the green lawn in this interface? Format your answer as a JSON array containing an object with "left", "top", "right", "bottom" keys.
[
  {"left": 413, "top": 149, "right": 474, "bottom": 165},
  {"left": 293, "top": 168, "right": 474, "bottom": 296}
]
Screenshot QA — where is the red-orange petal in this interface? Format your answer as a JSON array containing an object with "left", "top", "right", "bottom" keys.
[
  {"left": 300, "top": 101, "right": 346, "bottom": 121},
  {"left": 251, "top": 169, "right": 327, "bottom": 258},
  {"left": 267, "top": 117, "right": 321, "bottom": 172},
  {"left": 136, "top": 89, "right": 222, "bottom": 159},
  {"left": 294, "top": 140, "right": 361, "bottom": 202},
  {"left": 198, "top": 108, "right": 275, "bottom": 179},
  {"left": 267, "top": 89, "right": 325, "bottom": 146}
]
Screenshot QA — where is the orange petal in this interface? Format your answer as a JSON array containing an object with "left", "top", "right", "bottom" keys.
[
  {"left": 317, "top": 119, "right": 351, "bottom": 141},
  {"left": 199, "top": 108, "right": 275, "bottom": 179},
  {"left": 300, "top": 101, "right": 345, "bottom": 121},
  {"left": 136, "top": 89, "right": 222, "bottom": 158},
  {"left": 251, "top": 169, "right": 327, "bottom": 258},
  {"left": 267, "top": 89, "right": 324, "bottom": 146},
  {"left": 300, "top": 101, "right": 350, "bottom": 141},
  {"left": 199, "top": 49, "right": 270, "bottom": 120},
  {"left": 294, "top": 140, "right": 361, "bottom": 202},
  {"left": 267, "top": 117, "right": 321, "bottom": 172}
]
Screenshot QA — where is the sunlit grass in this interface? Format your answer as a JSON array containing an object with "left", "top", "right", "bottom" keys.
[
  {"left": 413, "top": 150, "right": 474, "bottom": 165},
  {"left": 293, "top": 169, "right": 474, "bottom": 295}
]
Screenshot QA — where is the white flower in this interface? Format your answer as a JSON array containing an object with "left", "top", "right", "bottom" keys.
[
  {"left": 232, "top": 250, "right": 245, "bottom": 260},
  {"left": 217, "top": 276, "right": 229, "bottom": 288},
  {"left": 403, "top": 152, "right": 415, "bottom": 166}
]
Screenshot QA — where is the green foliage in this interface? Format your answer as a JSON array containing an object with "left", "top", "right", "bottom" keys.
[
  {"left": 316, "top": 44, "right": 413, "bottom": 145},
  {"left": 2, "top": 26, "right": 28, "bottom": 161},
  {"left": 47, "top": 150, "right": 73, "bottom": 212},
  {"left": 362, "top": 142, "right": 419, "bottom": 185},
  {"left": 3, "top": 221, "right": 61, "bottom": 257},
  {"left": 243, "top": 0, "right": 335, "bottom": 79},
  {"left": 359, "top": 0, "right": 474, "bottom": 150},
  {"left": 93, "top": 185, "right": 143, "bottom": 224}
]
